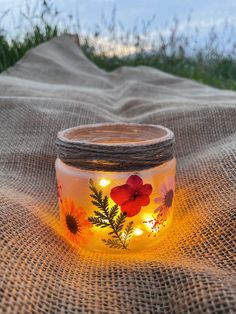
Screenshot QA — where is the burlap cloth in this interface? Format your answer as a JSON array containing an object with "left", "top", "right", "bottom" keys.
[{"left": 0, "top": 34, "right": 235, "bottom": 314}]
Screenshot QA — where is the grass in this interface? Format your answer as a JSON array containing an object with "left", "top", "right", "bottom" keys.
[{"left": 1, "top": 1, "right": 236, "bottom": 91}]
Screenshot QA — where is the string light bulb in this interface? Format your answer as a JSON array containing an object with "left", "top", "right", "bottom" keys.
[{"left": 99, "top": 178, "right": 111, "bottom": 187}]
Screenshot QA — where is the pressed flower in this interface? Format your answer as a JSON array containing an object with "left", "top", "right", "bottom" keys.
[
  {"left": 110, "top": 175, "right": 152, "bottom": 217},
  {"left": 60, "top": 199, "right": 92, "bottom": 246},
  {"left": 154, "top": 177, "right": 175, "bottom": 222},
  {"left": 143, "top": 215, "right": 161, "bottom": 237}
]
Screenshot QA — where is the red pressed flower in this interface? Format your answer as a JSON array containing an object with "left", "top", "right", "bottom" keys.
[{"left": 110, "top": 175, "right": 152, "bottom": 217}]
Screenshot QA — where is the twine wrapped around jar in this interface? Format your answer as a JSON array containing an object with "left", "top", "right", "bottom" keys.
[{"left": 55, "top": 123, "right": 175, "bottom": 172}]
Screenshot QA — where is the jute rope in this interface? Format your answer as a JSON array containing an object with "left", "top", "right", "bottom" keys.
[{"left": 55, "top": 123, "right": 175, "bottom": 171}]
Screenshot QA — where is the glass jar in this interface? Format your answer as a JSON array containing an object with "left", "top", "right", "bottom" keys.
[{"left": 55, "top": 123, "right": 176, "bottom": 253}]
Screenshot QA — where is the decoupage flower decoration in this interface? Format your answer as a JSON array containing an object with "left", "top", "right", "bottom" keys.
[
  {"left": 110, "top": 175, "right": 153, "bottom": 217},
  {"left": 154, "top": 177, "right": 175, "bottom": 223},
  {"left": 88, "top": 179, "right": 134, "bottom": 250},
  {"left": 60, "top": 199, "right": 92, "bottom": 246}
]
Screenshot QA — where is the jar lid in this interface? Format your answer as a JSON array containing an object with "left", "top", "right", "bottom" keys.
[{"left": 55, "top": 123, "right": 175, "bottom": 171}]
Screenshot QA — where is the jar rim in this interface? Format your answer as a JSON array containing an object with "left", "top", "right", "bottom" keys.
[
  {"left": 57, "top": 123, "right": 174, "bottom": 147},
  {"left": 55, "top": 123, "right": 175, "bottom": 172}
]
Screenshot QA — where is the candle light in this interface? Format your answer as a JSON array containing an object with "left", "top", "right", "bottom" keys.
[{"left": 55, "top": 123, "right": 176, "bottom": 252}]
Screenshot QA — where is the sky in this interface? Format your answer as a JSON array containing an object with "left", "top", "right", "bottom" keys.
[
  {"left": 0, "top": 0, "right": 235, "bottom": 53},
  {"left": 1, "top": 0, "right": 235, "bottom": 32}
]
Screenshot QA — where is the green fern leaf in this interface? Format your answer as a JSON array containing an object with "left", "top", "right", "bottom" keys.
[
  {"left": 88, "top": 179, "right": 134, "bottom": 250},
  {"left": 103, "top": 239, "right": 126, "bottom": 249},
  {"left": 122, "top": 221, "right": 134, "bottom": 243}
]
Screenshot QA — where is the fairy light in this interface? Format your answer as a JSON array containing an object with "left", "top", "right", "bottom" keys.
[
  {"left": 133, "top": 228, "right": 143, "bottom": 236},
  {"left": 99, "top": 178, "right": 111, "bottom": 187}
]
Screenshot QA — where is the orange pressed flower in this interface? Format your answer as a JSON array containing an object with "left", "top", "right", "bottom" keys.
[{"left": 60, "top": 199, "right": 92, "bottom": 246}]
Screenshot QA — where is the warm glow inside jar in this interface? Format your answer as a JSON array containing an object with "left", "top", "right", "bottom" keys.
[{"left": 55, "top": 123, "right": 176, "bottom": 253}]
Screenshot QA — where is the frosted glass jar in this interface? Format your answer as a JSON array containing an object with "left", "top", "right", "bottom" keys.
[{"left": 55, "top": 123, "right": 176, "bottom": 253}]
